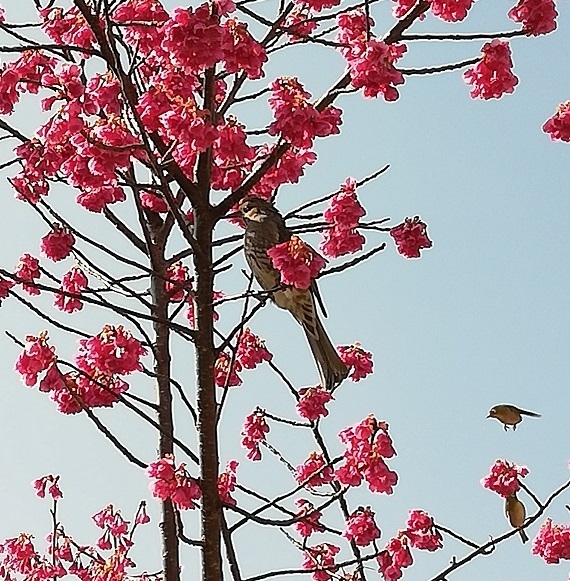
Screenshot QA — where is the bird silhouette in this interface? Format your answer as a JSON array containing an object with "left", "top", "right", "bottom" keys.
[
  {"left": 487, "top": 404, "right": 541, "bottom": 431},
  {"left": 505, "top": 492, "right": 529, "bottom": 543},
  {"left": 239, "top": 196, "right": 348, "bottom": 390}
]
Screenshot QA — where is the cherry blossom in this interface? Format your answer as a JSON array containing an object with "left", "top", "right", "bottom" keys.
[
  {"left": 284, "top": 6, "right": 318, "bottom": 41},
  {"left": 481, "top": 459, "right": 529, "bottom": 497},
  {"left": 404, "top": 510, "right": 443, "bottom": 551},
  {"left": 14, "top": 253, "right": 41, "bottom": 295},
  {"left": 430, "top": 0, "right": 475, "bottom": 22},
  {"left": 0, "top": 278, "right": 14, "bottom": 306},
  {"left": 141, "top": 190, "right": 169, "bottom": 213},
  {"left": 54, "top": 266, "right": 88, "bottom": 313},
  {"left": 463, "top": 40, "right": 518, "bottom": 100},
  {"left": 295, "top": 452, "right": 334, "bottom": 487},
  {"left": 543, "top": 101, "right": 570, "bottom": 142},
  {"left": 267, "top": 236, "right": 326, "bottom": 290},
  {"left": 390, "top": 216, "right": 433, "bottom": 258},
  {"left": 218, "top": 460, "right": 239, "bottom": 505},
  {"left": 241, "top": 409, "right": 270, "bottom": 461},
  {"left": 508, "top": 0, "right": 557, "bottom": 36},
  {"left": 532, "top": 518, "right": 570, "bottom": 564},
  {"left": 40, "top": 6, "right": 98, "bottom": 51},
  {"left": 294, "top": 499, "right": 324, "bottom": 537},
  {"left": 296, "top": 386, "right": 333, "bottom": 421},
  {"left": 40, "top": 225, "right": 75, "bottom": 261},
  {"left": 222, "top": 19, "right": 267, "bottom": 79},
  {"left": 377, "top": 537, "right": 413, "bottom": 581},
  {"left": 236, "top": 328, "right": 272, "bottom": 369},
  {"left": 15, "top": 332, "right": 56, "bottom": 387},
  {"left": 32, "top": 474, "right": 62, "bottom": 500},
  {"left": 147, "top": 455, "right": 202, "bottom": 510},
  {"left": 166, "top": 262, "right": 192, "bottom": 302},
  {"left": 215, "top": 351, "right": 243, "bottom": 387},
  {"left": 301, "top": 543, "right": 340, "bottom": 581},
  {"left": 344, "top": 507, "right": 381, "bottom": 546},
  {"left": 337, "top": 343, "right": 373, "bottom": 381}
]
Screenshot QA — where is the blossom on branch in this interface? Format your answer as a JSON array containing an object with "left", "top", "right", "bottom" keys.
[
  {"left": 296, "top": 386, "right": 333, "bottom": 421},
  {"left": 532, "top": 519, "right": 570, "bottom": 564},
  {"left": 147, "top": 455, "right": 202, "bottom": 510},
  {"left": 215, "top": 351, "right": 243, "bottom": 387},
  {"left": 14, "top": 254, "right": 41, "bottom": 295},
  {"left": 15, "top": 332, "right": 56, "bottom": 387},
  {"left": 40, "top": 6, "right": 98, "bottom": 51},
  {"left": 508, "top": 0, "right": 557, "bottom": 36},
  {"left": 404, "top": 510, "right": 443, "bottom": 551},
  {"left": 377, "top": 537, "right": 413, "bottom": 581},
  {"left": 40, "top": 225, "right": 75, "bottom": 261},
  {"left": 301, "top": 543, "right": 340, "bottom": 581},
  {"left": 543, "top": 101, "right": 570, "bottom": 142},
  {"left": 241, "top": 409, "right": 270, "bottom": 461},
  {"left": 390, "top": 216, "right": 432, "bottom": 258},
  {"left": 430, "top": 0, "right": 475, "bottom": 22},
  {"left": 463, "top": 40, "right": 518, "bottom": 100},
  {"left": 344, "top": 507, "right": 381, "bottom": 546},
  {"left": 54, "top": 266, "right": 88, "bottom": 313},
  {"left": 295, "top": 499, "right": 325, "bottom": 537},
  {"left": 32, "top": 474, "right": 62, "bottom": 500},
  {"left": 295, "top": 452, "right": 334, "bottom": 487},
  {"left": 337, "top": 343, "right": 373, "bottom": 381},
  {"left": 267, "top": 236, "right": 326, "bottom": 290},
  {"left": 218, "top": 460, "right": 239, "bottom": 505},
  {"left": 236, "top": 328, "right": 272, "bottom": 369},
  {"left": 481, "top": 459, "right": 528, "bottom": 497}
]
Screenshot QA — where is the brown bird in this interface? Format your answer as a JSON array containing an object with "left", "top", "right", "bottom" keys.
[
  {"left": 487, "top": 404, "right": 541, "bottom": 431},
  {"left": 505, "top": 492, "right": 528, "bottom": 543},
  {"left": 239, "top": 196, "right": 348, "bottom": 390}
]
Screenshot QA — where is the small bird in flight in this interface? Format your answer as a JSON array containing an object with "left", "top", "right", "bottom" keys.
[
  {"left": 505, "top": 492, "right": 529, "bottom": 543},
  {"left": 487, "top": 404, "right": 541, "bottom": 431}
]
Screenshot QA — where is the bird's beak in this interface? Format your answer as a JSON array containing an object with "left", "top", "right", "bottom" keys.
[{"left": 486, "top": 413, "right": 492, "bottom": 418}]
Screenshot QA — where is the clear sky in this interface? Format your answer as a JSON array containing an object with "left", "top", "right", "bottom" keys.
[{"left": 0, "top": 1, "right": 569, "bottom": 580}]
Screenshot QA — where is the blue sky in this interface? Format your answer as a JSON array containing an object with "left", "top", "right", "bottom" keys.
[{"left": 0, "top": 1, "right": 569, "bottom": 580}]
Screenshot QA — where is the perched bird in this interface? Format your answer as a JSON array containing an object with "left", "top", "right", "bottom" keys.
[
  {"left": 239, "top": 196, "right": 348, "bottom": 390},
  {"left": 487, "top": 404, "right": 541, "bottom": 431},
  {"left": 505, "top": 492, "right": 529, "bottom": 543}
]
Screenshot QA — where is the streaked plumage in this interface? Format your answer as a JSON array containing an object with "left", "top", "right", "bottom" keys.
[
  {"left": 487, "top": 404, "right": 541, "bottom": 431},
  {"left": 240, "top": 197, "right": 348, "bottom": 390}
]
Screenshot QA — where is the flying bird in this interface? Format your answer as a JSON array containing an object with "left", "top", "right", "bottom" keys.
[
  {"left": 239, "top": 196, "right": 348, "bottom": 390},
  {"left": 505, "top": 492, "right": 528, "bottom": 543},
  {"left": 487, "top": 404, "right": 541, "bottom": 431}
]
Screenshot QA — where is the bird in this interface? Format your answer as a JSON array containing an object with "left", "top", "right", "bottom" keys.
[
  {"left": 505, "top": 492, "right": 529, "bottom": 543},
  {"left": 487, "top": 404, "right": 541, "bottom": 431},
  {"left": 239, "top": 196, "right": 348, "bottom": 390}
]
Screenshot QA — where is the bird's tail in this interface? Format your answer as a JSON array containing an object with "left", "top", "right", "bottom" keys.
[
  {"left": 519, "top": 529, "right": 529, "bottom": 543},
  {"left": 519, "top": 409, "right": 541, "bottom": 418},
  {"left": 303, "top": 315, "right": 348, "bottom": 390}
]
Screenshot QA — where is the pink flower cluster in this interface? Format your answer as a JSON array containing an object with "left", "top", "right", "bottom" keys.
[
  {"left": 267, "top": 236, "right": 326, "bottom": 290},
  {"left": 543, "top": 101, "right": 570, "bottom": 142},
  {"left": 32, "top": 474, "right": 62, "bottom": 500},
  {"left": 296, "top": 386, "right": 333, "bottom": 421},
  {"left": 429, "top": 0, "right": 475, "bottom": 22},
  {"left": 54, "top": 266, "right": 88, "bottom": 313},
  {"left": 215, "top": 351, "right": 243, "bottom": 387},
  {"left": 165, "top": 262, "right": 192, "bottom": 302},
  {"left": 268, "top": 77, "right": 342, "bottom": 148},
  {"left": 301, "top": 543, "right": 340, "bottom": 581},
  {"left": 295, "top": 499, "right": 324, "bottom": 538},
  {"left": 336, "top": 11, "right": 406, "bottom": 100},
  {"left": 40, "top": 225, "right": 75, "bottom": 261},
  {"left": 141, "top": 190, "right": 169, "bottom": 213},
  {"left": 377, "top": 537, "right": 413, "bottom": 581},
  {"left": 344, "top": 507, "right": 381, "bottom": 546},
  {"left": 218, "top": 460, "right": 239, "bottom": 505},
  {"left": 337, "top": 343, "right": 373, "bottom": 381},
  {"left": 390, "top": 216, "right": 432, "bottom": 258},
  {"left": 0, "top": 534, "right": 58, "bottom": 579},
  {"left": 335, "top": 415, "right": 398, "bottom": 494},
  {"left": 463, "top": 40, "right": 518, "bottom": 100},
  {"left": 147, "top": 455, "right": 202, "bottom": 510},
  {"left": 93, "top": 504, "right": 133, "bottom": 550},
  {"left": 14, "top": 254, "right": 41, "bottom": 295},
  {"left": 320, "top": 178, "right": 366, "bottom": 258},
  {"left": 15, "top": 332, "right": 56, "bottom": 387},
  {"left": 295, "top": 451, "right": 334, "bottom": 487},
  {"left": 508, "top": 0, "right": 557, "bottom": 36},
  {"left": 40, "top": 7, "right": 98, "bottom": 51},
  {"left": 481, "top": 459, "right": 529, "bottom": 498},
  {"left": 284, "top": 6, "right": 318, "bottom": 41},
  {"left": 532, "top": 518, "right": 570, "bottom": 564},
  {"left": 404, "top": 510, "right": 443, "bottom": 551},
  {"left": 236, "top": 328, "right": 272, "bottom": 369},
  {"left": 241, "top": 409, "right": 270, "bottom": 461}
]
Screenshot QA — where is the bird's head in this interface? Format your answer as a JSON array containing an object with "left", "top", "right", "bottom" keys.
[
  {"left": 238, "top": 197, "right": 279, "bottom": 224},
  {"left": 487, "top": 406, "right": 498, "bottom": 419}
]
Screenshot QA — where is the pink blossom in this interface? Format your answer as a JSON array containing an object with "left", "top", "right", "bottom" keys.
[
  {"left": 14, "top": 253, "right": 41, "bottom": 295},
  {"left": 135, "top": 502, "right": 151, "bottom": 525},
  {"left": 295, "top": 452, "right": 334, "bottom": 487},
  {"left": 463, "top": 40, "right": 518, "bottom": 100},
  {"left": 32, "top": 474, "right": 62, "bottom": 500},
  {"left": 299, "top": 0, "right": 342, "bottom": 11},
  {"left": 320, "top": 228, "right": 365, "bottom": 258},
  {"left": 294, "top": 499, "right": 324, "bottom": 537},
  {"left": 284, "top": 6, "right": 318, "bottom": 41},
  {"left": 54, "top": 266, "right": 88, "bottom": 313},
  {"left": 76, "top": 325, "right": 146, "bottom": 376},
  {"left": 236, "top": 328, "right": 272, "bottom": 369},
  {"left": 0, "top": 278, "right": 14, "bottom": 306},
  {"left": 296, "top": 386, "right": 333, "bottom": 421},
  {"left": 267, "top": 236, "right": 326, "bottom": 290},
  {"left": 268, "top": 77, "right": 342, "bottom": 148},
  {"left": 430, "top": 0, "right": 475, "bottom": 22},
  {"left": 141, "top": 191, "right": 169, "bottom": 213},
  {"left": 404, "top": 510, "right": 443, "bottom": 551},
  {"left": 543, "top": 101, "right": 570, "bottom": 142},
  {"left": 390, "top": 216, "right": 432, "bottom": 258},
  {"left": 481, "top": 459, "right": 528, "bottom": 498},
  {"left": 508, "top": 0, "right": 557, "bottom": 36},
  {"left": 301, "top": 543, "right": 340, "bottom": 581},
  {"left": 165, "top": 262, "right": 191, "bottom": 302},
  {"left": 0, "top": 533, "right": 40, "bottom": 576},
  {"left": 171, "top": 476, "right": 202, "bottom": 510},
  {"left": 344, "top": 507, "right": 381, "bottom": 546},
  {"left": 147, "top": 455, "right": 201, "bottom": 510},
  {"left": 40, "top": 7, "right": 98, "bottom": 50},
  {"left": 215, "top": 351, "right": 243, "bottom": 387},
  {"left": 336, "top": 10, "right": 372, "bottom": 63},
  {"left": 15, "top": 332, "right": 56, "bottom": 386},
  {"left": 40, "top": 225, "right": 75, "bottom": 261},
  {"left": 377, "top": 537, "right": 413, "bottom": 581},
  {"left": 222, "top": 19, "right": 267, "bottom": 79},
  {"left": 241, "top": 409, "right": 270, "bottom": 461},
  {"left": 335, "top": 416, "right": 397, "bottom": 494},
  {"left": 218, "top": 460, "right": 239, "bottom": 505},
  {"left": 337, "top": 343, "right": 373, "bottom": 381},
  {"left": 532, "top": 518, "right": 570, "bottom": 564},
  {"left": 391, "top": 0, "right": 421, "bottom": 19}
]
